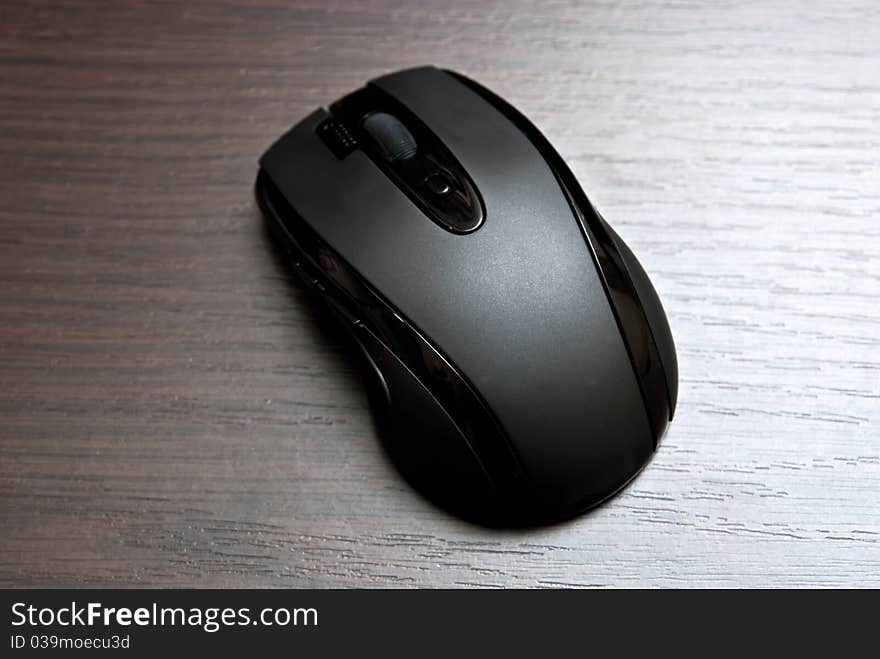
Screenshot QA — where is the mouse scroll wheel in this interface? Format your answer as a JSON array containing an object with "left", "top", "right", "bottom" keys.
[{"left": 361, "top": 112, "right": 418, "bottom": 162}]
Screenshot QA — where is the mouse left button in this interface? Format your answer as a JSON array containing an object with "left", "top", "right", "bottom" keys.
[{"left": 316, "top": 118, "right": 359, "bottom": 159}]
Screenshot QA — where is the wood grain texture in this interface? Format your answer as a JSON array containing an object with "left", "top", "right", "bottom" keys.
[{"left": 0, "top": 0, "right": 877, "bottom": 587}]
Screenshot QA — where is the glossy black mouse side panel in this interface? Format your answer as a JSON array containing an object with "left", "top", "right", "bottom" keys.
[
  {"left": 351, "top": 323, "right": 497, "bottom": 512},
  {"left": 602, "top": 220, "right": 679, "bottom": 417}
]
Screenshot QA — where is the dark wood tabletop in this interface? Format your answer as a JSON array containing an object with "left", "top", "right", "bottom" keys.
[{"left": 1, "top": 0, "right": 878, "bottom": 587}]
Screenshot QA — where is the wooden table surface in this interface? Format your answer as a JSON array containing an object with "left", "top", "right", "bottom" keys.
[{"left": 1, "top": 0, "right": 878, "bottom": 588}]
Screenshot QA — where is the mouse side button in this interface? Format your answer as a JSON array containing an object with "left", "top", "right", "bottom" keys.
[{"left": 315, "top": 118, "right": 359, "bottom": 159}]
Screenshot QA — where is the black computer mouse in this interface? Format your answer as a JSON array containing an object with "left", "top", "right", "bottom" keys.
[{"left": 256, "top": 66, "right": 678, "bottom": 526}]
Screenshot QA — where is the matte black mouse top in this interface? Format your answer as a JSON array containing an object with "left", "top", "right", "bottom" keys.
[{"left": 256, "top": 66, "right": 678, "bottom": 526}]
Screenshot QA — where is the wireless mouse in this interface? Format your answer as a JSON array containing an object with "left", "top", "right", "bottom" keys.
[{"left": 256, "top": 66, "right": 678, "bottom": 526}]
